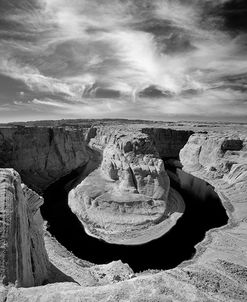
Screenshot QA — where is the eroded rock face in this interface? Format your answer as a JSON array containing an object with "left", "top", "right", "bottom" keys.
[
  {"left": 180, "top": 131, "right": 247, "bottom": 224},
  {"left": 0, "top": 125, "right": 186, "bottom": 245},
  {"left": 180, "top": 132, "right": 247, "bottom": 179},
  {"left": 69, "top": 130, "right": 185, "bottom": 245},
  {"left": 0, "top": 169, "right": 49, "bottom": 287},
  {"left": 0, "top": 127, "right": 91, "bottom": 191},
  {"left": 0, "top": 168, "right": 134, "bottom": 294}
]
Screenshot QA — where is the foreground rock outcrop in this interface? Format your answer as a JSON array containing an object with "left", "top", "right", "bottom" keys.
[
  {"left": 0, "top": 121, "right": 247, "bottom": 301},
  {"left": 0, "top": 169, "right": 49, "bottom": 288}
]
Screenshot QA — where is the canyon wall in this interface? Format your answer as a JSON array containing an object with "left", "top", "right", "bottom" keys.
[
  {"left": 0, "top": 168, "right": 134, "bottom": 295},
  {"left": 180, "top": 132, "right": 247, "bottom": 223},
  {"left": 0, "top": 169, "right": 49, "bottom": 288},
  {"left": 0, "top": 125, "right": 193, "bottom": 283},
  {"left": 180, "top": 132, "right": 246, "bottom": 177},
  {"left": 141, "top": 127, "right": 193, "bottom": 158},
  {"left": 0, "top": 126, "right": 192, "bottom": 191},
  {"left": 0, "top": 127, "right": 91, "bottom": 191},
  {"left": 0, "top": 124, "right": 247, "bottom": 301}
]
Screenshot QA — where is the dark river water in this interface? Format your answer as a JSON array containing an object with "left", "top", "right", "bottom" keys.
[{"left": 41, "top": 166, "right": 228, "bottom": 272}]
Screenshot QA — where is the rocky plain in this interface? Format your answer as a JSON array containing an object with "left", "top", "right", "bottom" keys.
[{"left": 0, "top": 119, "right": 247, "bottom": 301}]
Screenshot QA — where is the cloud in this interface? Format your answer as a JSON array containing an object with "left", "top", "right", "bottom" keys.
[
  {"left": 0, "top": 0, "right": 246, "bottom": 122},
  {"left": 31, "top": 98, "right": 71, "bottom": 108}
]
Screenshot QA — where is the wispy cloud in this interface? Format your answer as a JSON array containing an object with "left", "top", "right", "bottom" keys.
[{"left": 0, "top": 0, "right": 246, "bottom": 122}]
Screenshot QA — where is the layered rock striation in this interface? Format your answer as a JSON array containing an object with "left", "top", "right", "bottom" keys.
[
  {"left": 0, "top": 168, "right": 134, "bottom": 293},
  {"left": 0, "top": 122, "right": 247, "bottom": 301},
  {"left": 0, "top": 127, "right": 92, "bottom": 191},
  {"left": 180, "top": 131, "right": 247, "bottom": 224},
  {"left": 0, "top": 125, "right": 190, "bottom": 246},
  {"left": 0, "top": 169, "right": 49, "bottom": 288},
  {"left": 69, "top": 129, "right": 185, "bottom": 244}
]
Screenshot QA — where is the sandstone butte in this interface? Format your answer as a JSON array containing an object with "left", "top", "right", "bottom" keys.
[{"left": 0, "top": 121, "right": 246, "bottom": 302}]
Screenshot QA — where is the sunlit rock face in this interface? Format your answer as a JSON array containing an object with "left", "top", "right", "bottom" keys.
[
  {"left": 180, "top": 132, "right": 247, "bottom": 180},
  {"left": 0, "top": 168, "right": 134, "bottom": 291},
  {"left": 0, "top": 169, "right": 49, "bottom": 288},
  {"left": 180, "top": 131, "right": 247, "bottom": 224},
  {"left": 69, "top": 129, "right": 185, "bottom": 245}
]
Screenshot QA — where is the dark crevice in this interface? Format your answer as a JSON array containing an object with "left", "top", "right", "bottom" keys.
[
  {"left": 41, "top": 156, "right": 228, "bottom": 273},
  {"left": 48, "top": 128, "right": 54, "bottom": 146},
  {"left": 129, "top": 166, "right": 138, "bottom": 192},
  {"left": 30, "top": 255, "right": 35, "bottom": 274},
  {"left": 45, "top": 128, "right": 54, "bottom": 169}
]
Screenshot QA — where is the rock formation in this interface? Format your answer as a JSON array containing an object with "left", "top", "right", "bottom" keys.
[
  {"left": 0, "top": 121, "right": 247, "bottom": 301},
  {"left": 180, "top": 131, "right": 247, "bottom": 226},
  {"left": 69, "top": 129, "right": 185, "bottom": 244},
  {"left": 0, "top": 127, "right": 92, "bottom": 191},
  {"left": 0, "top": 168, "right": 49, "bottom": 288}
]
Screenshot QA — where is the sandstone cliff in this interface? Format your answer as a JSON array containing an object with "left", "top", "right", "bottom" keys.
[
  {"left": 0, "top": 125, "right": 190, "bottom": 245},
  {"left": 0, "top": 169, "right": 49, "bottom": 288},
  {"left": 180, "top": 131, "right": 247, "bottom": 226},
  {"left": 0, "top": 127, "right": 91, "bottom": 191}
]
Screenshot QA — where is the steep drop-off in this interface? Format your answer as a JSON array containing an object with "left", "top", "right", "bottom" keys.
[
  {"left": 0, "top": 168, "right": 49, "bottom": 287},
  {"left": 0, "top": 127, "right": 92, "bottom": 191},
  {"left": 0, "top": 126, "right": 192, "bottom": 245}
]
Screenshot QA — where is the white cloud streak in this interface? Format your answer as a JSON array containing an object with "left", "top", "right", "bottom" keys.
[{"left": 0, "top": 0, "right": 246, "bottom": 121}]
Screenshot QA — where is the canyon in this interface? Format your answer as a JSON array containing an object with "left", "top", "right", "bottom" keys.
[{"left": 0, "top": 120, "right": 247, "bottom": 301}]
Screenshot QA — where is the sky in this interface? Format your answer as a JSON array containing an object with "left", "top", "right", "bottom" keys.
[{"left": 0, "top": 0, "right": 246, "bottom": 122}]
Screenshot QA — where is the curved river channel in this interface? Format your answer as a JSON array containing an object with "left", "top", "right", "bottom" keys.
[{"left": 41, "top": 166, "right": 228, "bottom": 272}]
